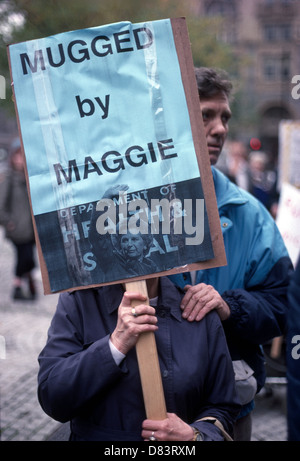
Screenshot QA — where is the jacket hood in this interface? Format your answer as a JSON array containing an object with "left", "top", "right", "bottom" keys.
[{"left": 212, "top": 167, "right": 249, "bottom": 209}]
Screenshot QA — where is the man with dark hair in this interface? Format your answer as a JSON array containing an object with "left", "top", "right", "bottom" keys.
[
  {"left": 194, "top": 67, "right": 232, "bottom": 167},
  {"left": 195, "top": 67, "right": 233, "bottom": 100},
  {"left": 169, "top": 67, "right": 293, "bottom": 441}
]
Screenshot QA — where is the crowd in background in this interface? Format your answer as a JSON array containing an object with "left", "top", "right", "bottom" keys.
[{"left": 217, "top": 140, "right": 279, "bottom": 219}]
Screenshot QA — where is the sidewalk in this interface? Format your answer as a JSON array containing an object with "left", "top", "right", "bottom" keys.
[
  {"left": 0, "top": 229, "right": 288, "bottom": 441},
  {"left": 0, "top": 228, "right": 61, "bottom": 441}
]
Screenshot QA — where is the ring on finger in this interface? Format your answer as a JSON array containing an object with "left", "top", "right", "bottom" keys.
[
  {"left": 149, "top": 431, "right": 157, "bottom": 441},
  {"left": 131, "top": 308, "right": 138, "bottom": 317}
]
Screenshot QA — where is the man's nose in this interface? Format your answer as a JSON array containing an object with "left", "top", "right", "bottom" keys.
[{"left": 211, "top": 117, "right": 227, "bottom": 136}]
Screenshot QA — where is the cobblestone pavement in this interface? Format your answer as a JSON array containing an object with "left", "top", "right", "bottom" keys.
[
  {"left": 0, "top": 229, "right": 289, "bottom": 442},
  {"left": 251, "top": 382, "right": 287, "bottom": 441},
  {"left": 0, "top": 229, "right": 61, "bottom": 441}
]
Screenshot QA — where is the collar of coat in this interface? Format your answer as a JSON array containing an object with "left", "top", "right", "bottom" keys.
[{"left": 212, "top": 166, "right": 249, "bottom": 209}]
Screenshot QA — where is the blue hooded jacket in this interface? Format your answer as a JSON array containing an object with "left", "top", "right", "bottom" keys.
[{"left": 169, "top": 167, "right": 293, "bottom": 394}]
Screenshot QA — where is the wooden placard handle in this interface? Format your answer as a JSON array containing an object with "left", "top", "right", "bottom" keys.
[{"left": 125, "top": 279, "right": 167, "bottom": 420}]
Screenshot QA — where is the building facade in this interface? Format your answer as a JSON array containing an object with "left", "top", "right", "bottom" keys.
[{"left": 191, "top": 0, "right": 300, "bottom": 161}]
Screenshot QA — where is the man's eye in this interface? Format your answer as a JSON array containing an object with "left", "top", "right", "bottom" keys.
[
  {"left": 222, "top": 114, "right": 231, "bottom": 124},
  {"left": 202, "top": 112, "right": 209, "bottom": 121}
]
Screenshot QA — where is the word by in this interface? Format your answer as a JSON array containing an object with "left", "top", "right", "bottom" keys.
[
  {"left": 291, "top": 75, "right": 300, "bottom": 100},
  {"left": 291, "top": 335, "right": 300, "bottom": 359},
  {"left": 19, "top": 27, "right": 153, "bottom": 75},
  {"left": 53, "top": 139, "right": 177, "bottom": 185},
  {"left": 76, "top": 94, "right": 110, "bottom": 119},
  {"left": 95, "top": 193, "right": 205, "bottom": 245}
]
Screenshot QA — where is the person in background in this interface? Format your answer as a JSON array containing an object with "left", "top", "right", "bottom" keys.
[
  {"left": 168, "top": 67, "right": 293, "bottom": 441},
  {"left": 248, "top": 150, "right": 279, "bottom": 218},
  {"left": 37, "top": 276, "right": 241, "bottom": 441},
  {"left": 217, "top": 140, "right": 250, "bottom": 192},
  {"left": 0, "top": 137, "right": 37, "bottom": 300},
  {"left": 286, "top": 256, "right": 300, "bottom": 441}
]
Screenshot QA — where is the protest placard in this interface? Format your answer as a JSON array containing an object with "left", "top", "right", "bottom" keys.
[
  {"left": 276, "top": 182, "right": 300, "bottom": 267},
  {"left": 278, "top": 120, "right": 300, "bottom": 190},
  {"left": 277, "top": 120, "right": 300, "bottom": 267},
  {"left": 8, "top": 18, "right": 228, "bottom": 421},
  {"left": 8, "top": 18, "right": 226, "bottom": 295}
]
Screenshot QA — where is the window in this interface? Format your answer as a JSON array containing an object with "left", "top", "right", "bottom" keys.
[
  {"left": 204, "top": 0, "right": 236, "bottom": 16},
  {"left": 264, "top": 24, "right": 277, "bottom": 41},
  {"left": 263, "top": 24, "right": 292, "bottom": 42},
  {"left": 263, "top": 54, "right": 290, "bottom": 81}
]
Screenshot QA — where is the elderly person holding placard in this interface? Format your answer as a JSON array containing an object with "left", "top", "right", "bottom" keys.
[{"left": 38, "top": 274, "right": 240, "bottom": 441}]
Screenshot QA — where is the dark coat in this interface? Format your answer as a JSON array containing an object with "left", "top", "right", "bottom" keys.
[
  {"left": 0, "top": 169, "right": 34, "bottom": 244},
  {"left": 287, "top": 258, "right": 300, "bottom": 441},
  {"left": 38, "top": 277, "right": 240, "bottom": 441}
]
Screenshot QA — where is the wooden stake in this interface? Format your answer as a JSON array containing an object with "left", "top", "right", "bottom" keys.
[{"left": 125, "top": 279, "right": 167, "bottom": 420}]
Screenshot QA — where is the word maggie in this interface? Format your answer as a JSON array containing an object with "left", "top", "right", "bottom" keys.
[{"left": 53, "top": 139, "right": 178, "bottom": 185}]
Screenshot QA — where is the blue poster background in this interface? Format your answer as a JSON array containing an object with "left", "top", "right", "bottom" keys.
[{"left": 9, "top": 19, "right": 214, "bottom": 292}]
